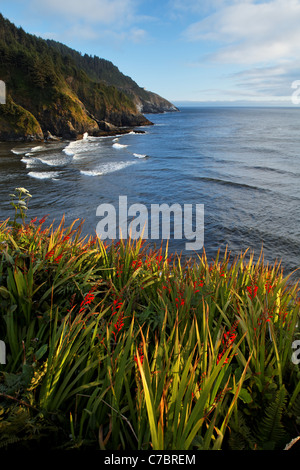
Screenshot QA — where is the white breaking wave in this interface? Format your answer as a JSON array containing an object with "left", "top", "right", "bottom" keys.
[
  {"left": 28, "top": 171, "right": 60, "bottom": 180},
  {"left": 21, "top": 157, "right": 38, "bottom": 168},
  {"left": 11, "top": 148, "right": 29, "bottom": 155},
  {"left": 29, "top": 146, "right": 47, "bottom": 153},
  {"left": 21, "top": 155, "right": 66, "bottom": 168},
  {"left": 80, "top": 161, "right": 136, "bottom": 176},
  {"left": 113, "top": 143, "right": 128, "bottom": 149},
  {"left": 80, "top": 169, "right": 104, "bottom": 176},
  {"left": 38, "top": 159, "right": 60, "bottom": 167},
  {"left": 38, "top": 154, "right": 69, "bottom": 167},
  {"left": 72, "top": 153, "right": 83, "bottom": 160},
  {"left": 63, "top": 142, "right": 78, "bottom": 156},
  {"left": 63, "top": 139, "right": 99, "bottom": 156},
  {"left": 12, "top": 145, "right": 54, "bottom": 156},
  {"left": 133, "top": 153, "right": 148, "bottom": 159}
]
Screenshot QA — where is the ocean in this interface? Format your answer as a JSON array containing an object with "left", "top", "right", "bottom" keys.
[{"left": 0, "top": 106, "right": 299, "bottom": 278}]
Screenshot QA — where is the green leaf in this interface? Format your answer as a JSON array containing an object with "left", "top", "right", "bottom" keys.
[{"left": 238, "top": 388, "right": 253, "bottom": 404}]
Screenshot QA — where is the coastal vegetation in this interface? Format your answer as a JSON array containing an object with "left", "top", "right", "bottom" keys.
[
  {"left": 0, "top": 188, "right": 299, "bottom": 450},
  {"left": 0, "top": 14, "right": 177, "bottom": 142}
]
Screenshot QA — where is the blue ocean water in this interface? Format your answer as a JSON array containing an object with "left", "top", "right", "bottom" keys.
[{"left": 0, "top": 106, "right": 299, "bottom": 277}]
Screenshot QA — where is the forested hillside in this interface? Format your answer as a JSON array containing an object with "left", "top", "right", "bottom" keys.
[{"left": 0, "top": 13, "right": 176, "bottom": 141}]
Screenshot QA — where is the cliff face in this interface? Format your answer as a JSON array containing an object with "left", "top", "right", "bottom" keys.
[
  {"left": 132, "top": 91, "right": 179, "bottom": 114},
  {"left": 0, "top": 14, "right": 177, "bottom": 142}
]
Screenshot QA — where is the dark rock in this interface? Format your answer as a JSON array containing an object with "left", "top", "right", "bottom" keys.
[{"left": 44, "top": 130, "right": 61, "bottom": 141}]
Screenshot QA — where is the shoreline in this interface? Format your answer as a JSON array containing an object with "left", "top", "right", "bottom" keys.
[{"left": 0, "top": 125, "right": 149, "bottom": 145}]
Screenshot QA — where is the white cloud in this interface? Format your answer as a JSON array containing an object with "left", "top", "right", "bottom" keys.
[
  {"left": 180, "top": 1, "right": 300, "bottom": 102},
  {"left": 30, "top": 0, "right": 138, "bottom": 25},
  {"left": 38, "top": 25, "right": 148, "bottom": 45},
  {"left": 26, "top": 0, "right": 151, "bottom": 48},
  {"left": 184, "top": 0, "right": 300, "bottom": 65},
  {"left": 170, "top": 0, "right": 253, "bottom": 17}
]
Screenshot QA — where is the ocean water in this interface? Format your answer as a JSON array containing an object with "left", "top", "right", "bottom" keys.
[{"left": 0, "top": 107, "right": 299, "bottom": 278}]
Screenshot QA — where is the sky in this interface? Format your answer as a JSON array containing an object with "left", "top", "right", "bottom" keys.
[{"left": 1, "top": 0, "right": 300, "bottom": 105}]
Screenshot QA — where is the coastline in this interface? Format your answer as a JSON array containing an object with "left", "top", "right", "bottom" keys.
[{"left": 0, "top": 123, "right": 150, "bottom": 144}]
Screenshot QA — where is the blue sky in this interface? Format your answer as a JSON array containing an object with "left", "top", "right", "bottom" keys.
[{"left": 1, "top": 0, "right": 300, "bottom": 105}]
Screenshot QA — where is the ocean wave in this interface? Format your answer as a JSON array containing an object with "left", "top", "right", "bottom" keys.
[
  {"left": 251, "top": 165, "right": 300, "bottom": 177},
  {"left": 191, "top": 176, "right": 270, "bottom": 193},
  {"left": 80, "top": 161, "right": 136, "bottom": 176},
  {"left": 21, "top": 155, "right": 66, "bottom": 168},
  {"left": 11, "top": 148, "right": 29, "bottom": 155},
  {"left": 63, "top": 139, "right": 99, "bottom": 156},
  {"left": 80, "top": 170, "right": 104, "bottom": 176},
  {"left": 28, "top": 171, "right": 60, "bottom": 180},
  {"left": 113, "top": 143, "right": 128, "bottom": 149},
  {"left": 38, "top": 154, "right": 69, "bottom": 167},
  {"left": 63, "top": 142, "right": 78, "bottom": 156},
  {"left": 21, "top": 157, "right": 38, "bottom": 168},
  {"left": 133, "top": 153, "right": 148, "bottom": 159},
  {"left": 29, "top": 145, "right": 47, "bottom": 153}
]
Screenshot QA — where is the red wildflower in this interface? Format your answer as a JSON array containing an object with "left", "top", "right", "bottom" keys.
[
  {"left": 156, "top": 255, "right": 163, "bottom": 264},
  {"left": 246, "top": 285, "right": 258, "bottom": 299},
  {"left": 193, "top": 279, "right": 204, "bottom": 293},
  {"left": 132, "top": 259, "right": 142, "bottom": 270},
  {"left": 39, "top": 215, "right": 48, "bottom": 225},
  {"left": 134, "top": 343, "right": 144, "bottom": 365},
  {"left": 265, "top": 282, "right": 272, "bottom": 293},
  {"left": 79, "top": 291, "right": 95, "bottom": 313},
  {"left": 217, "top": 321, "right": 239, "bottom": 365},
  {"left": 45, "top": 249, "right": 55, "bottom": 260}
]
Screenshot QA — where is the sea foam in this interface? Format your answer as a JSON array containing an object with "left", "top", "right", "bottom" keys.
[
  {"left": 28, "top": 171, "right": 60, "bottom": 180},
  {"left": 11, "top": 148, "right": 28, "bottom": 155},
  {"left": 113, "top": 143, "right": 128, "bottom": 149},
  {"left": 80, "top": 161, "right": 136, "bottom": 176},
  {"left": 133, "top": 153, "right": 148, "bottom": 159},
  {"left": 63, "top": 139, "right": 99, "bottom": 156},
  {"left": 29, "top": 145, "right": 47, "bottom": 153},
  {"left": 21, "top": 157, "right": 38, "bottom": 168}
]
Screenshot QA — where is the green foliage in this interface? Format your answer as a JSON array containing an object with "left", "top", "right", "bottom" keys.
[
  {"left": 9, "top": 187, "right": 32, "bottom": 227},
  {"left": 0, "top": 95, "right": 43, "bottom": 139},
  {"left": 0, "top": 190, "right": 299, "bottom": 450}
]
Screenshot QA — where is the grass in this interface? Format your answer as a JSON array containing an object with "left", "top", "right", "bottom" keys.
[{"left": 0, "top": 192, "right": 299, "bottom": 450}]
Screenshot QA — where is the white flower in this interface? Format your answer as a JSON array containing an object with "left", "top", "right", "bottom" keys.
[
  {"left": 15, "top": 187, "right": 32, "bottom": 197},
  {"left": 15, "top": 187, "right": 29, "bottom": 193}
]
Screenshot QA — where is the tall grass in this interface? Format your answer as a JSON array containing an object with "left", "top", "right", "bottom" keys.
[{"left": 0, "top": 205, "right": 299, "bottom": 450}]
